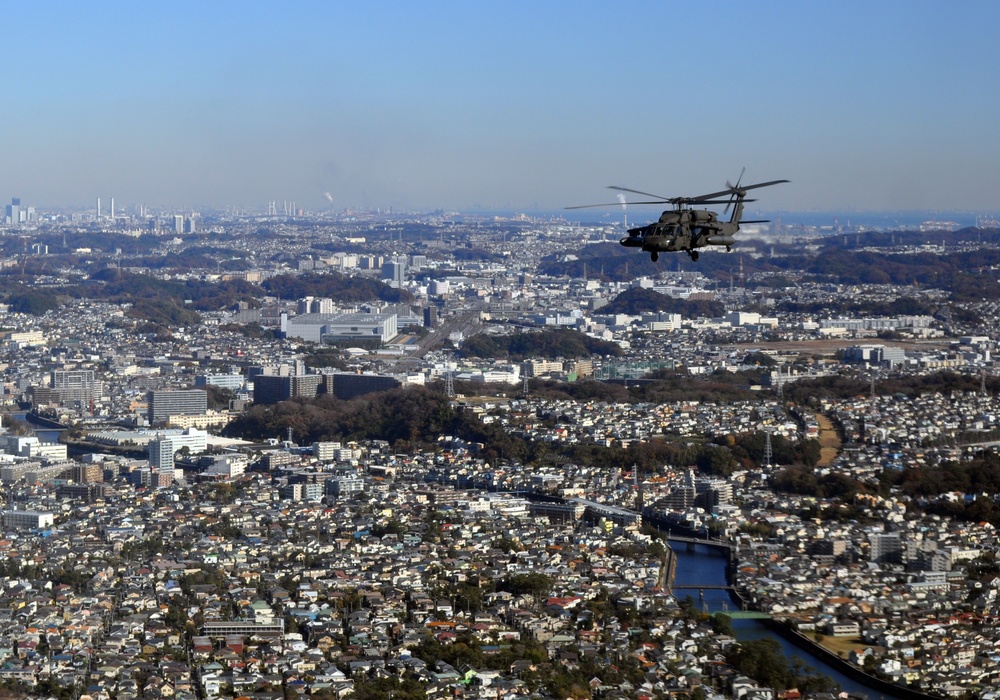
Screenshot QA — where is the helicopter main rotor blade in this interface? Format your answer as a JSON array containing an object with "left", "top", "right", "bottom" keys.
[
  {"left": 691, "top": 199, "right": 757, "bottom": 205},
  {"left": 565, "top": 200, "right": 670, "bottom": 210},
  {"left": 568, "top": 198, "right": 758, "bottom": 209},
  {"left": 690, "top": 179, "right": 790, "bottom": 202},
  {"left": 607, "top": 185, "right": 674, "bottom": 201}
]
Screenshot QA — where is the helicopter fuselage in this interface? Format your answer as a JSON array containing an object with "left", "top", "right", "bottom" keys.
[{"left": 619, "top": 213, "right": 737, "bottom": 255}]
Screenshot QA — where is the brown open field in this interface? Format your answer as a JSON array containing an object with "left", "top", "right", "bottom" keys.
[
  {"left": 814, "top": 412, "right": 842, "bottom": 467},
  {"left": 815, "top": 633, "right": 867, "bottom": 658}
]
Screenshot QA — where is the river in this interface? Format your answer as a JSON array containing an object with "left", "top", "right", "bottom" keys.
[
  {"left": 671, "top": 541, "right": 898, "bottom": 700},
  {"left": 9, "top": 412, "right": 64, "bottom": 444}
]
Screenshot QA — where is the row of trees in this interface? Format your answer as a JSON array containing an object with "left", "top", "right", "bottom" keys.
[
  {"left": 459, "top": 328, "right": 623, "bottom": 360},
  {"left": 226, "top": 384, "right": 823, "bottom": 477},
  {"left": 0, "top": 266, "right": 409, "bottom": 318}
]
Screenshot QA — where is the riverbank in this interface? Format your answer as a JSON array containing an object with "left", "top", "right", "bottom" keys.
[
  {"left": 764, "top": 619, "right": 940, "bottom": 700},
  {"left": 671, "top": 543, "right": 895, "bottom": 698}
]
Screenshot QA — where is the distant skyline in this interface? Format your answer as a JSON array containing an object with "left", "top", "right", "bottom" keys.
[{"left": 2, "top": 1, "right": 999, "bottom": 214}]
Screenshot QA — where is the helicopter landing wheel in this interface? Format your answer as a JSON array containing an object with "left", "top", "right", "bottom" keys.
[
  {"left": 650, "top": 252, "right": 658, "bottom": 262},
  {"left": 690, "top": 251, "right": 699, "bottom": 261},
  {"left": 726, "top": 246, "right": 732, "bottom": 252}
]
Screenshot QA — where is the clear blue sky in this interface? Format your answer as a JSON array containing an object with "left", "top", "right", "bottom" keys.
[{"left": 2, "top": 1, "right": 998, "bottom": 213}]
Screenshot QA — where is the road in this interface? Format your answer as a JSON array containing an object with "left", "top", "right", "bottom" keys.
[{"left": 394, "top": 310, "right": 482, "bottom": 365}]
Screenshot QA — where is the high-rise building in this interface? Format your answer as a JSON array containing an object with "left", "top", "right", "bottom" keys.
[
  {"left": 195, "top": 373, "right": 245, "bottom": 391},
  {"left": 870, "top": 532, "right": 903, "bottom": 564},
  {"left": 173, "top": 214, "right": 185, "bottom": 233},
  {"left": 71, "top": 464, "right": 104, "bottom": 484},
  {"left": 5, "top": 198, "right": 23, "bottom": 225},
  {"left": 381, "top": 259, "right": 406, "bottom": 286},
  {"left": 147, "top": 428, "right": 208, "bottom": 468},
  {"left": 423, "top": 306, "right": 438, "bottom": 328},
  {"left": 313, "top": 441, "right": 341, "bottom": 460},
  {"left": 52, "top": 369, "right": 101, "bottom": 409},
  {"left": 147, "top": 389, "right": 208, "bottom": 426},
  {"left": 253, "top": 375, "right": 323, "bottom": 405},
  {"left": 297, "top": 297, "right": 334, "bottom": 314},
  {"left": 324, "top": 373, "right": 401, "bottom": 400}
]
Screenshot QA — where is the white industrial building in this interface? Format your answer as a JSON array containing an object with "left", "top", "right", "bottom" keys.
[
  {"left": 281, "top": 312, "right": 398, "bottom": 344},
  {"left": 2, "top": 510, "right": 54, "bottom": 530},
  {"left": 147, "top": 428, "right": 208, "bottom": 469}
]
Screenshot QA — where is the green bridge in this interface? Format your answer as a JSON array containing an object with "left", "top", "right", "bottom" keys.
[{"left": 718, "top": 610, "right": 772, "bottom": 620}]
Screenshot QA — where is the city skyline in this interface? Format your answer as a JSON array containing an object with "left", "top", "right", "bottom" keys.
[{"left": 2, "top": 1, "right": 999, "bottom": 214}]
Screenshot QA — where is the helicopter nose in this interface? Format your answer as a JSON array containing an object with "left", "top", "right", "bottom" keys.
[{"left": 620, "top": 237, "right": 642, "bottom": 247}]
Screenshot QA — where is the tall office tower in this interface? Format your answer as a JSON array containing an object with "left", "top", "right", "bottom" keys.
[
  {"left": 173, "top": 214, "right": 184, "bottom": 233},
  {"left": 423, "top": 306, "right": 438, "bottom": 328},
  {"left": 5, "top": 198, "right": 20, "bottom": 224},
  {"left": 381, "top": 260, "right": 406, "bottom": 286},
  {"left": 110, "top": 197, "right": 115, "bottom": 219},
  {"left": 146, "top": 389, "right": 208, "bottom": 426},
  {"left": 96, "top": 197, "right": 101, "bottom": 219}
]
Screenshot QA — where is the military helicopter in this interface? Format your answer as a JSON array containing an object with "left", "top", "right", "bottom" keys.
[{"left": 568, "top": 172, "right": 788, "bottom": 261}]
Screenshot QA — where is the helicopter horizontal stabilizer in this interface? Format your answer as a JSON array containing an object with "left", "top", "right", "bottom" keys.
[{"left": 739, "top": 220, "right": 770, "bottom": 224}]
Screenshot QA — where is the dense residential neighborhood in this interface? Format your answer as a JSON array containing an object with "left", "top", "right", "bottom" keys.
[{"left": 1, "top": 209, "right": 1000, "bottom": 700}]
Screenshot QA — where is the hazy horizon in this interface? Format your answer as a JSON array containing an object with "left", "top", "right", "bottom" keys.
[{"left": 2, "top": 2, "right": 999, "bottom": 215}]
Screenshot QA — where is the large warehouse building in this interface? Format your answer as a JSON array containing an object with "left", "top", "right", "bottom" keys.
[{"left": 280, "top": 312, "right": 397, "bottom": 345}]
